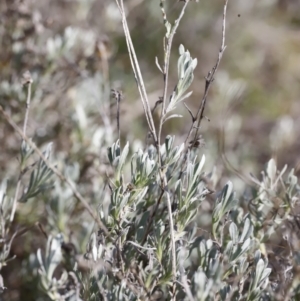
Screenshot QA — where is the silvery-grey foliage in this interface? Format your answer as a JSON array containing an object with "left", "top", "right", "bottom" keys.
[
  {"left": 19, "top": 143, "right": 54, "bottom": 203},
  {"left": 2, "top": 1, "right": 300, "bottom": 301}
]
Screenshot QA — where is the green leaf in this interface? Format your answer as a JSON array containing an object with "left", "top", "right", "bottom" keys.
[
  {"left": 179, "top": 44, "right": 185, "bottom": 55},
  {"left": 116, "top": 141, "right": 129, "bottom": 177},
  {"left": 155, "top": 56, "right": 163, "bottom": 73},
  {"left": 163, "top": 114, "right": 183, "bottom": 124},
  {"left": 229, "top": 222, "right": 238, "bottom": 244},
  {"left": 239, "top": 218, "right": 253, "bottom": 242},
  {"left": 266, "top": 158, "right": 276, "bottom": 184}
]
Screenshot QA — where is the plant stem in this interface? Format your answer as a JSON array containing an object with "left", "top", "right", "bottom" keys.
[
  {"left": 164, "top": 179, "right": 177, "bottom": 299},
  {"left": 174, "top": 0, "right": 229, "bottom": 181},
  {"left": 158, "top": 1, "right": 190, "bottom": 155},
  {"left": 115, "top": 0, "right": 157, "bottom": 143},
  {"left": 10, "top": 80, "right": 32, "bottom": 222},
  {"left": 191, "top": 0, "right": 229, "bottom": 145},
  {"left": 156, "top": 3, "right": 189, "bottom": 297}
]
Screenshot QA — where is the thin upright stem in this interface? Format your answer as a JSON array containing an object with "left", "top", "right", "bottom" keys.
[
  {"left": 156, "top": 3, "right": 190, "bottom": 297},
  {"left": 158, "top": 1, "right": 189, "bottom": 154},
  {"left": 112, "top": 89, "right": 122, "bottom": 148},
  {"left": 174, "top": 0, "right": 229, "bottom": 181},
  {"left": 10, "top": 79, "right": 32, "bottom": 222},
  {"left": 164, "top": 180, "right": 177, "bottom": 298},
  {"left": 115, "top": 0, "right": 157, "bottom": 143},
  {"left": 23, "top": 82, "right": 32, "bottom": 135},
  {"left": 192, "top": 0, "right": 229, "bottom": 144},
  {"left": 117, "top": 96, "right": 121, "bottom": 145}
]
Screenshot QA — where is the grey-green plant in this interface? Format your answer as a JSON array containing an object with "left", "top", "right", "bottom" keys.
[
  {"left": 0, "top": 78, "right": 54, "bottom": 296},
  {"left": 1, "top": 0, "right": 300, "bottom": 301}
]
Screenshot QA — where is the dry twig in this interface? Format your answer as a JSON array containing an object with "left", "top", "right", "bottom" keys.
[
  {"left": 10, "top": 71, "right": 33, "bottom": 222},
  {"left": 186, "top": 0, "right": 229, "bottom": 148},
  {"left": 114, "top": 0, "right": 157, "bottom": 143}
]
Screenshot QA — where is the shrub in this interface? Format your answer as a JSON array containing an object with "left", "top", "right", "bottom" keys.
[{"left": 1, "top": 1, "right": 300, "bottom": 301}]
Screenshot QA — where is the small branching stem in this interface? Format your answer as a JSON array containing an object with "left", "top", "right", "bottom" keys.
[
  {"left": 189, "top": 0, "right": 229, "bottom": 146},
  {"left": 173, "top": 0, "right": 229, "bottom": 181}
]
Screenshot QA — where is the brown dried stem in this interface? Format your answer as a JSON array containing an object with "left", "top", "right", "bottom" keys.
[{"left": 186, "top": 0, "right": 229, "bottom": 148}]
